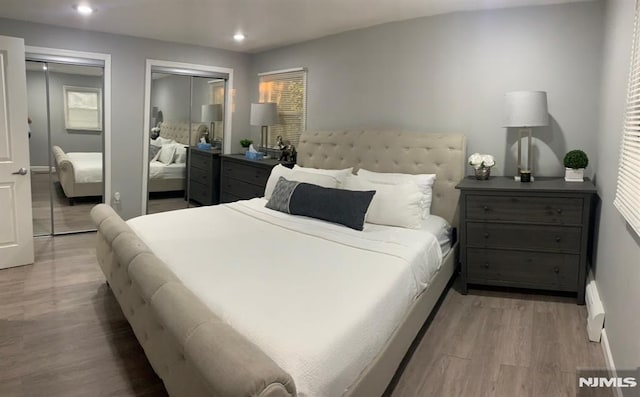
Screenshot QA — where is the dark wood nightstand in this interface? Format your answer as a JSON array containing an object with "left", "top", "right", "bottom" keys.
[
  {"left": 220, "top": 154, "right": 293, "bottom": 203},
  {"left": 456, "top": 176, "right": 597, "bottom": 304},
  {"left": 188, "top": 147, "right": 221, "bottom": 205}
]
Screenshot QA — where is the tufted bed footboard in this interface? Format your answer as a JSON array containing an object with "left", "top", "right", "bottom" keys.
[{"left": 91, "top": 204, "right": 296, "bottom": 397}]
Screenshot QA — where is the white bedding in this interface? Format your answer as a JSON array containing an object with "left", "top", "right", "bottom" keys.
[
  {"left": 148, "top": 161, "right": 185, "bottom": 180},
  {"left": 64, "top": 152, "right": 185, "bottom": 182},
  {"left": 127, "top": 198, "right": 445, "bottom": 397},
  {"left": 66, "top": 152, "right": 102, "bottom": 183}
]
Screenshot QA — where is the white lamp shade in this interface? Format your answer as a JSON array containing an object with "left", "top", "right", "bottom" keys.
[
  {"left": 504, "top": 91, "right": 549, "bottom": 127},
  {"left": 250, "top": 102, "right": 278, "bottom": 126},
  {"left": 201, "top": 104, "right": 222, "bottom": 122}
]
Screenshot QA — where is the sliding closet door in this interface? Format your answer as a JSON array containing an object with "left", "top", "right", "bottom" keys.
[
  {"left": 26, "top": 61, "right": 52, "bottom": 236},
  {"left": 27, "top": 60, "right": 105, "bottom": 236},
  {"left": 147, "top": 73, "right": 191, "bottom": 214}
]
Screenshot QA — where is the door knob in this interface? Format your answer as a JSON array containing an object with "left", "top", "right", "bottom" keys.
[{"left": 12, "top": 167, "right": 27, "bottom": 175}]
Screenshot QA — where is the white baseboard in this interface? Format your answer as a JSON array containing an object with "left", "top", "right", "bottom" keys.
[
  {"left": 601, "top": 329, "right": 623, "bottom": 397},
  {"left": 30, "top": 166, "right": 56, "bottom": 173}
]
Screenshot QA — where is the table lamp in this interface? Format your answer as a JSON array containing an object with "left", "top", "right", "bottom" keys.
[
  {"left": 250, "top": 102, "right": 278, "bottom": 158},
  {"left": 201, "top": 104, "right": 223, "bottom": 146},
  {"left": 504, "top": 91, "right": 549, "bottom": 181}
]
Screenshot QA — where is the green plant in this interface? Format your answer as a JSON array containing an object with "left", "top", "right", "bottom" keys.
[
  {"left": 240, "top": 139, "right": 253, "bottom": 148},
  {"left": 563, "top": 150, "right": 589, "bottom": 169}
]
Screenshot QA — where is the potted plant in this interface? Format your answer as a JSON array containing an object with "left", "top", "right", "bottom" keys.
[
  {"left": 564, "top": 149, "right": 588, "bottom": 182},
  {"left": 468, "top": 153, "right": 495, "bottom": 180},
  {"left": 240, "top": 139, "right": 253, "bottom": 150}
]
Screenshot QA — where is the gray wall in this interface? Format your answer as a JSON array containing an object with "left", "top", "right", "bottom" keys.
[
  {"left": 594, "top": 0, "right": 640, "bottom": 374},
  {"left": 150, "top": 74, "right": 192, "bottom": 124},
  {"left": 0, "top": 17, "right": 252, "bottom": 219},
  {"left": 250, "top": 1, "right": 604, "bottom": 178},
  {"left": 27, "top": 70, "right": 103, "bottom": 167}
]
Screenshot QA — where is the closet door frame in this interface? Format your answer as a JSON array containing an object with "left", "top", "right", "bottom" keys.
[
  {"left": 26, "top": 45, "right": 112, "bottom": 209},
  {"left": 141, "top": 59, "right": 234, "bottom": 215}
]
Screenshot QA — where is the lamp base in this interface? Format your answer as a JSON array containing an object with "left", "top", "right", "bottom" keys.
[{"left": 513, "top": 175, "right": 535, "bottom": 182}]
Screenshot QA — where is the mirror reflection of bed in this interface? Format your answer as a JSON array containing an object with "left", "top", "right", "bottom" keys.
[
  {"left": 146, "top": 121, "right": 201, "bottom": 214},
  {"left": 26, "top": 59, "right": 105, "bottom": 235}
]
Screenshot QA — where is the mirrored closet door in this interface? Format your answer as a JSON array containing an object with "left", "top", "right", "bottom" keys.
[
  {"left": 146, "top": 67, "right": 227, "bottom": 214},
  {"left": 26, "top": 58, "right": 105, "bottom": 235}
]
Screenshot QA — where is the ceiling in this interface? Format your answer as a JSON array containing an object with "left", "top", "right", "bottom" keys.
[{"left": 1, "top": 0, "right": 594, "bottom": 53}]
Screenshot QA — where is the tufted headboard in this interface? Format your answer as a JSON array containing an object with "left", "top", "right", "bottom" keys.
[
  {"left": 158, "top": 121, "right": 207, "bottom": 146},
  {"left": 297, "top": 130, "right": 466, "bottom": 227}
]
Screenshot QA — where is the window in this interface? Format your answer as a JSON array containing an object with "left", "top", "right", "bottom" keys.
[
  {"left": 258, "top": 68, "right": 306, "bottom": 146},
  {"left": 615, "top": 4, "right": 640, "bottom": 236},
  {"left": 63, "top": 86, "right": 102, "bottom": 131}
]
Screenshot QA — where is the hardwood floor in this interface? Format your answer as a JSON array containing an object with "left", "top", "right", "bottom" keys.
[
  {"left": 30, "top": 172, "right": 190, "bottom": 235},
  {"left": 30, "top": 171, "right": 99, "bottom": 235},
  {"left": 0, "top": 233, "right": 607, "bottom": 397},
  {"left": 0, "top": 234, "right": 166, "bottom": 397}
]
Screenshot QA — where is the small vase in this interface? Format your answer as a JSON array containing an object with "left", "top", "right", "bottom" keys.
[{"left": 474, "top": 167, "right": 491, "bottom": 180}]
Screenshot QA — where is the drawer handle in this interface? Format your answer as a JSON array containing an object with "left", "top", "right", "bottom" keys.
[
  {"left": 484, "top": 232, "right": 490, "bottom": 239},
  {"left": 483, "top": 205, "right": 490, "bottom": 212},
  {"left": 555, "top": 236, "right": 561, "bottom": 242},
  {"left": 484, "top": 262, "right": 490, "bottom": 269},
  {"left": 556, "top": 208, "right": 563, "bottom": 214},
  {"left": 553, "top": 267, "right": 560, "bottom": 274}
]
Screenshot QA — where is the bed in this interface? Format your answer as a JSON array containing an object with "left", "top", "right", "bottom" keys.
[
  {"left": 91, "top": 129, "right": 466, "bottom": 397},
  {"left": 52, "top": 121, "right": 206, "bottom": 200}
]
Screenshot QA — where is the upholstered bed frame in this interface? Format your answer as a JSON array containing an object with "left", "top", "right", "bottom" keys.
[
  {"left": 53, "top": 122, "right": 206, "bottom": 200},
  {"left": 91, "top": 129, "right": 466, "bottom": 396}
]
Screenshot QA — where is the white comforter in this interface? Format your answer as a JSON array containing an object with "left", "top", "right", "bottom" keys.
[
  {"left": 64, "top": 152, "right": 185, "bottom": 183},
  {"left": 127, "top": 198, "right": 444, "bottom": 397},
  {"left": 66, "top": 152, "right": 102, "bottom": 183}
]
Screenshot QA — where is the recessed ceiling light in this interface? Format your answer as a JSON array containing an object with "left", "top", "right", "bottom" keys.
[
  {"left": 233, "top": 33, "right": 246, "bottom": 42},
  {"left": 42, "top": 64, "right": 48, "bottom": 71},
  {"left": 74, "top": 4, "right": 95, "bottom": 15}
]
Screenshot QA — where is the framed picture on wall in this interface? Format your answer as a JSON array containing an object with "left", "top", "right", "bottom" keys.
[{"left": 63, "top": 85, "right": 102, "bottom": 131}]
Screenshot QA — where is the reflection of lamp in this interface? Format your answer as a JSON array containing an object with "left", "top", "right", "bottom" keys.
[
  {"left": 250, "top": 102, "right": 278, "bottom": 158},
  {"left": 201, "top": 104, "right": 223, "bottom": 145},
  {"left": 504, "top": 91, "right": 549, "bottom": 181}
]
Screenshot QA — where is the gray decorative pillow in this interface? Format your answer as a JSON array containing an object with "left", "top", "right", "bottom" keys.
[
  {"left": 149, "top": 144, "right": 161, "bottom": 160},
  {"left": 265, "top": 176, "right": 375, "bottom": 231},
  {"left": 266, "top": 177, "right": 300, "bottom": 213}
]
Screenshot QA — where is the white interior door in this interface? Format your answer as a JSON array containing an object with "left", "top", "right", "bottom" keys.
[{"left": 0, "top": 35, "right": 34, "bottom": 269}]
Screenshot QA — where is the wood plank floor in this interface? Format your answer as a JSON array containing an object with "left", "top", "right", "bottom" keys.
[
  {"left": 0, "top": 233, "right": 607, "bottom": 397},
  {"left": 30, "top": 172, "right": 190, "bottom": 235}
]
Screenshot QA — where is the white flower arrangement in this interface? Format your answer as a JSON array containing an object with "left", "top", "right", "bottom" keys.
[{"left": 468, "top": 153, "right": 495, "bottom": 170}]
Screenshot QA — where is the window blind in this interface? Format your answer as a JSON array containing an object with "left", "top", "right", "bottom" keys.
[
  {"left": 614, "top": 3, "right": 640, "bottom": 236},
  {"left": 258, "top": 69, "right": 306, "bottom": 146}
]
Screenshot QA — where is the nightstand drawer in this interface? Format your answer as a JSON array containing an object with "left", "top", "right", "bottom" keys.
[
  {"left": 190, "top": 180, "right": 213, "bottom": 205},
  {"left": 466, "top": 195, "right": 583, "bottom": 224},
  {"left": 222, "top": 161, "right": 270, "bottom": 187},
  {"left": 467, "top": 248, "right": 579, "bottom": 291},
  {"left": 190, "top": 151, "right": 211, "bottom": 171},
  {"left": 190, "top": 166, "right": 211, "bottom": 185},
  {"left": 221, "top": 176, "right": 265, "bottom": 200},
  {"left": 466, "top": 222, "right": 582, "bottom": 253},
  {"left": 220, "top": 191, "right": 242, "bottom": 204}
]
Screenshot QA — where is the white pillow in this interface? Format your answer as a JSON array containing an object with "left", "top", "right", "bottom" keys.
[
  {"left": 174, "top": 144, "right": 187, "bottom": 164},
  {"left": 155, "top": 136, "right": 174, "bottom": 146},
  {"left": 153, "top": 144, "right": 177, "bottom": 165},
  {"left": 264, "top": 164, "right": 339, "bottom": 199},
  {"left": 150, "top": 138, "right": 163, "bottom": 148},
  {"left": 344, "top": 175, "right": 423, "bottom": 228},
  {"left": 356, "top": 169, "right": 436, "bottom": 218},
  {"left": 292, "top": 165, "right": 354, "bottom": 187}
]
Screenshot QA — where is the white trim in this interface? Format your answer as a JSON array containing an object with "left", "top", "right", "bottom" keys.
[
  {"left": 601, "top": 329, "right": 623, "bottom": 397},
  {"left": 30, "top": 166, "right": 56, "bottom": 173},
  {"left": 141, "top": 59, "right": 234, "bottom": 215},
  {"left": 258, "top": 67, "right": 305, "bottom": 76},
  {"left": 26, "top": 45, "right": 112, "bottom": 208}
]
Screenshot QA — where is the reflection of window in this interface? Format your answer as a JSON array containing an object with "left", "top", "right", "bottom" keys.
[
  {"left": 258, "top": 69, "right": 306, "bottom": 146},
  {"left": 63, "top": 86, "right": 102, "bottom": 131},
  {"left": 615, "top": 8, "right": 640, "bottom": 236}
]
